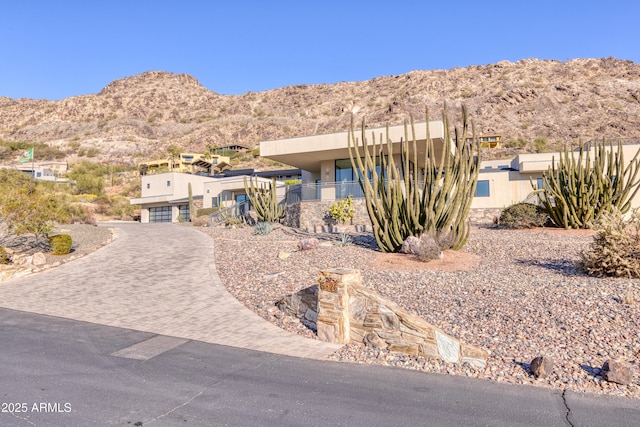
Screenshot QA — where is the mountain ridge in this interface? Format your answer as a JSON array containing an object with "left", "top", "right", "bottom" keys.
[{"left": 1, "top": 57, "right": 639, "bottom": 167}]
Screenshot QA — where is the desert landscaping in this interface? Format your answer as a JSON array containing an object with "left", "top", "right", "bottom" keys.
[{"left": 206, "top": 224, "right": 639, "bottom": 399}]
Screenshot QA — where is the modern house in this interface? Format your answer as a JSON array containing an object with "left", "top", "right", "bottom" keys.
[
  {"left": 138, "top": 152, "right": 231, "bottom": 175},
  {"left": 260, "top": 122, "right": 640, "bottom": 230},
  {"left": 130, "top": 170, "right": 287, "bottom": 223},
  {"left": 9, "top": 164, "right": 70, "bottom": 183}
]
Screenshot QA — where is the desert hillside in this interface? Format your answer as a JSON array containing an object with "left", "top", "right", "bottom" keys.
[{"left": 1, "top": 57, "right": 639, "bottom": 167}]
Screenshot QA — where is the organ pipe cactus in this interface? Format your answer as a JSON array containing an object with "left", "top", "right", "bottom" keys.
[
  {"left": 533, "top": 140, "right": 640, "bottom": 229},
  {"left": 347, "top": 106, "right": 480, "bottom": 253},
  {"left": 244, "top": 177, "right": 284, "bottom": 223}
]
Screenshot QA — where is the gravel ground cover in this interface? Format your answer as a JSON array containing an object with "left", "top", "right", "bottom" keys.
[{"left": 203, "top": 224, "right": 640, "bottom": 399}]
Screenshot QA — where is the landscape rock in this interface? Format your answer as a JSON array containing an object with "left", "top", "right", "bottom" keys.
[
  {"left": 32, "top": 252, "right": 47, "bottom": 266},
  {"left": 363, "top": 332, "right": 387, "bottom": 350},
  {"left": 601, "top": 359, "right": 634, "bottom": 385},
  {"left": 298, "top": 238, "right": 319, "bottom": 251},
  {"left": 530, "top": 356, "right": 554, "bottom": 379},
  {"left": 399, "top": 236, "right": 420, "bottom": 255}
]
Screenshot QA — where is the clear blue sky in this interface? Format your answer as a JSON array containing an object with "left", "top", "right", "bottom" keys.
[{"left": 1, "top": 0, "right": 638, "bottom": 100}]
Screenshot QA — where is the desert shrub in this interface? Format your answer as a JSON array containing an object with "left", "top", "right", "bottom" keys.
[
  {"left": 106, "top": 196, "right": 135, "bottom": 219},
  {"left": 0, "top": 169, "right": 70, "bottom": 241},
  {"left": 49, "top": 234, "right": 73, "bottom": 255},
  {"left": 499, "top": 203, "right": 549, "bottom": 229},
  {"left": 327, "top": 195, "right": 355, "bottom": 224},
  {"left": 504, "top": 138, "right": 527, "bottom": 149},
  {"left": 0, "top": 246, "right": 10, "bottom": 264},
  {"left": 532, "top": 137, "right": 548, "bottom": 153},
  {"left": 334, "top": 232, "right": 353, "bottom": 247},
  {"left": 61, "top": 202, "right": 96, "bottom": 225},
  {"left": 197, "top": 207, "right": 220, "bottom": 217},
  {"left": 253, "top": 221, "right": 272, "bottom": 235},
  {"left": 225, "top": 217, "right": 244, "bottom": 227},
  {"left": 577, "top": 209, "right": 640, "bottom": 278},
  {"left": 191, "top": 215, "right": 209, "bottom": 227}
]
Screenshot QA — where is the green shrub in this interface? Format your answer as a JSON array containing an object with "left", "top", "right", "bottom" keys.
[
  {"left": 327, "top": 195, "right": 355, "bottom": 224},
  {"left": 577, "top": 209, "right": 640, "bottom": 278},
  {"left": 0, "top": 246, "right": 10, "bottom": 264},
  {"left": 225, "top": 217, "right": 244, "bottom": 227},
  {"left": 499, "top": 203, "right": 549, "bottom": 229},
  {"left": 49, "top": 234, "right": 73, "bottom": 255},
  {"left": 253, "top": 221, "right": 272, "bottom": 235}
]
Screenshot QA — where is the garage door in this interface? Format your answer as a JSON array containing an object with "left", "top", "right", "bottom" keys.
[{"left": 149, "top": 206, "right": 172, "bottom": 222}]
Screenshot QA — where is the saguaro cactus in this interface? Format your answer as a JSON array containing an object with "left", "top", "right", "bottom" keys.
[
  {"left": 347, "top": 106, "right": 480, "bottom": 253},
  {"left": 533, "top": 140, "right": 640, "bottom": 229},
  {"left": 244, "top": 177, "right": 284, "bottom": 223}
]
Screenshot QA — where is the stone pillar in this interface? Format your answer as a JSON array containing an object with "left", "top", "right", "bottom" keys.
[{"left": 316, "top": 269, "right": 361, "bottom": 343}]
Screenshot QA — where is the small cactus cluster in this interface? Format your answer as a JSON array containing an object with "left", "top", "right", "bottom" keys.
[
  {"left": 244, "top": 177, "right": 284, "bottom": 223},
  {"left": 347, "top": 106, "right": 480, "bottom": 253}
]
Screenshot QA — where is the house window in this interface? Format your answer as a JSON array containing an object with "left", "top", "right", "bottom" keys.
[
  {"left": 536, "top": 178, "right": 544, "bottom": 189},
  {"left": 167, "top": 180, "right": 171, "bottom": 187},
  {"left": 146, "top": 183, "right": 150, "bottom": 189},
  {"left": 475, "top": 180, "right": 490, "bottom": 197},
  {"left": 212, "top": 197, "right": 219, "bottom": 208},
  {"left": 178, "top": 205, "right": 190, "bottom": 221},
  {"left": 149, "top": 206, "right": 172, "bottom": 223}
]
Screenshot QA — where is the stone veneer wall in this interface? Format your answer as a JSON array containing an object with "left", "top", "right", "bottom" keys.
[
  {"left": 284, "top": 199, "right": 503, "bottom": 231},
  {"left": 279, "top": 269, "right": 489, "bottom": 367}
]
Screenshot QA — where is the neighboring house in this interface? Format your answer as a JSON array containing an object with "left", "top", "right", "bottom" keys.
[
  {"left": 219, "top": 168, "right": 302, "bottom": 181},
  {"left": 130, "top": 171, "right": 285, "bottom": 223},
  {"left": 12, "top": 165, "right": 69, "bottom": 183},
  {"left": 138, "top": 152, "right": 231, "bottom": 175}
]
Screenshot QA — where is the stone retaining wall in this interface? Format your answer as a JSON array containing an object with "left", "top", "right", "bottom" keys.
[
  {"left": 278, "top": 268, "right": 489, "bottom": 367},
  {"left": 284, "top": 200, "right": 503, "bottom": 231}
]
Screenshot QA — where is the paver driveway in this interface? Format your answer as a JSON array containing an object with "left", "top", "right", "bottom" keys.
[{"left": 0, "top": 223, "right": 341, "bottom": 359}]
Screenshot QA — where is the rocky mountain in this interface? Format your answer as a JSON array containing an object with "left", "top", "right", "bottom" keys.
[{"left": 1, "top": 57, "right": 639, "bottom": 167}]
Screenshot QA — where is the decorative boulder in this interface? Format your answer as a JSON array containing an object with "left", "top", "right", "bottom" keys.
[
  {"left": 530, "top": 356, "right": 554, "bottom": 378},
  {"left": 399, "top": 236, "right": 420, "bottom": 254},
  {"left": 298, "top": 238, "right": 319, "bottom": 251},
  {"left": 601, "top": 359, "right": 634, "bottom": 385}
]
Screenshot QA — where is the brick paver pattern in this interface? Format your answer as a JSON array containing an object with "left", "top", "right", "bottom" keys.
[{"left": 0, "top": 223, "right": 341, "bottom": 359}]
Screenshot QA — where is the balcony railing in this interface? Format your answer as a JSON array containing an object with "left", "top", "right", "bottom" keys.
[{"left": 286, "top": 180, "right": 367, "bottom": 203}]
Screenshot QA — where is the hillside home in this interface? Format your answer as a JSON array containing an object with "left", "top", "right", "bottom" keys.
[
  {"left": 130, "top": 171, "right": 286, "bottom": 223},
  {"left": 9, "top": 165, "right": 69, "bottom": 183},
  {"left": 260, "top": 123, "right": 640, "bottom": 229},
  {"left": 138, "top": 152, "right": 231, "bottom": 175}
]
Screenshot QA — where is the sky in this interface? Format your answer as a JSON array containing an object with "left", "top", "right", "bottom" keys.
[{"left": 1, "top": 0, "right": 639, "bottom": 100}]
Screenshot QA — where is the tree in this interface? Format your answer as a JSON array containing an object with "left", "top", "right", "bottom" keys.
[
  {"left": 347, "top": 106, "right": 480, "bottom": 252},
  {"left": 0, "top": 169, "right": 70, "bottom": 241}
]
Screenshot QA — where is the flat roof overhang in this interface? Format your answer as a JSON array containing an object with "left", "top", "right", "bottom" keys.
[{"left": 260, "top": 120, "right": 446, "bottom": 174}]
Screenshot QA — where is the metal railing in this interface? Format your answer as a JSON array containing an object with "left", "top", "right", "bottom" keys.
[
  {"left": 208, "top": 200, "right": 252, "bottom": 226},
  {"left": 286, "top": 181, "right": 366, "bottom": 203}
]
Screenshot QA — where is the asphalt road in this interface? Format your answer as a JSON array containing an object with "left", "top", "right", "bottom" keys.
[{"left": 1, "top": 308, "right": 639, "bottom": 427}]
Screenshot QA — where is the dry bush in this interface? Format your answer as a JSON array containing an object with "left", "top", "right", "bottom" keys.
[
  {"left": 499, "top": 202, "right": 549, "bottom": 229},
  {"left": 192, "top": 215, "right": 209, "bottom": 227},
  {"left": 577, "top": 209, "right": 640, "bottom": 278}
]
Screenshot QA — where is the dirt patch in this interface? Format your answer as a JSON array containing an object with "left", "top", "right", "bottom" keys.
[{"left": 372, "top": 250, "right": 481, "bottom": 272}]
